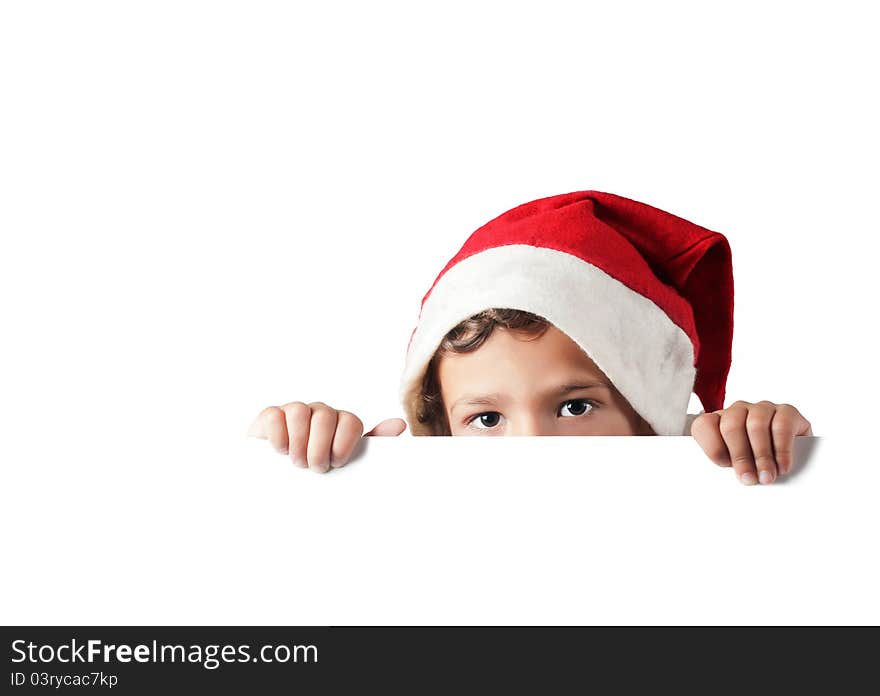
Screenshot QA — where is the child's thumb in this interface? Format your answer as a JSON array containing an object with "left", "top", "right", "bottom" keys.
[
  {"left": 364, "top": 418, "right": 407, "bottom": 437},
  {"left": 247, "top": 417, "right": 263, "bottom": 438}
]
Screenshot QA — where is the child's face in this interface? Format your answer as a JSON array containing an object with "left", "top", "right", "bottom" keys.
[{"left": 438, "top": 324, "right": 650, "bottom": 436}]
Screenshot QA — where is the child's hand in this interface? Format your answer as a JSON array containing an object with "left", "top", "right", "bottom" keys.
[
  {"left": 247, "top": 401, "right": 407, "bottom": 473},
  {"left": 690, "top": 401, "right": 813, "bottom": 485}
]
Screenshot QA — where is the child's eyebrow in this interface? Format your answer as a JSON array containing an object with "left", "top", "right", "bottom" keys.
[
  {"left": 450, "top": 382, "right": 610, "bottom": 412},
  {"left": 555, "top": 381, "right": 610, "bottom": 394},
  {"left": 450, "top": 393, "right": 504, "bottom": 410}
]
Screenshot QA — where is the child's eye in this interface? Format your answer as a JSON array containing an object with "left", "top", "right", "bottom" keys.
[
  {"left": 468, "top": 412, "right": 502, "bottom": 429},
  {"left": 559, "top": 399, "right": 596, "bottom": 417}
]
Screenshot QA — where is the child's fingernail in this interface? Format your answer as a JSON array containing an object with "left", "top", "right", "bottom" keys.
[
  {"left": 740, "top": 471, "right": 757, "bottom": 485},
  {"left": 759, "top": 470, "right": 774, "bottom": 484}
]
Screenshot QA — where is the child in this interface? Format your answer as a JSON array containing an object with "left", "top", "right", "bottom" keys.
[{"left": 248, "top": 190, "right": 812, "bottom": 485}]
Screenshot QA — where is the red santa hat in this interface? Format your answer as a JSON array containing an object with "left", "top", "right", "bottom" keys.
[{"left": 398, "top": 190, "right": 734, "bottom": 436}]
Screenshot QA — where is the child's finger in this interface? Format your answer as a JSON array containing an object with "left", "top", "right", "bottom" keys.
[
  {"left": 689, "top": 413, "right": 731, "bottom": 467},
  {"left": 330, "top": 411, "right": 365, "bottom": 468},
  {"left": 771, "top": 404, "right": 812, "bottom": 475},
  {"left": 250, "top": 406, "right": 290, "bottom": 454},
  {"left": 246, "top": 413, "right": 264, "bottom": 439},
  {"left": 281, "top": 402, "right": 311, "bottom": 468},
  {"left": 364, "top": 418, "right": 408, "bottom": 437},
  {"left": 305, "top": 401, "right": 338, "bottom": 473},
  {"left": 746, "top": 402, "right": 778, "bottom": 484},
  {"left": 718, "top": 404, "right": 758, "bottom": 485}
]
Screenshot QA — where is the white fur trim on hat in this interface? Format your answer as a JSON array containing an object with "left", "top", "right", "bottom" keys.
[{"left": 399, "top": 244, "right": 695, "bottom": 436}]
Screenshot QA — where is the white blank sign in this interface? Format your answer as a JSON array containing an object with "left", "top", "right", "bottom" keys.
[{"left": 3, "top": 434, "right": 877, "bottom": 625}]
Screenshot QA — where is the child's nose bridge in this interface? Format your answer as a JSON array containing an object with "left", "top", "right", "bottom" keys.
[{"left": 508, "top": 409, "right": 553, "bottom": 436}]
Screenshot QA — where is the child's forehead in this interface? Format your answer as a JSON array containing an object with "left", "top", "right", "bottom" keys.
[{"left": 438, "top": 323, "right": 612, "bottom": 384}]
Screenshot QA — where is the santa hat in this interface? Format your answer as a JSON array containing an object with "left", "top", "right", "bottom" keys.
[{"left": 398, "top": 190, "right": 734, "bottom": 436}]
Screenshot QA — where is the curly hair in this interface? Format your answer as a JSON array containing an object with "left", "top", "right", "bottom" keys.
[{"left": 415, "top": 308, "right": 552, "bottom": 435}]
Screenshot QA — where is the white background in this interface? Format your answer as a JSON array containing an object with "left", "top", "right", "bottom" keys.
[{"left": 1, "top": 1, "right": 877, "bottom": 624}]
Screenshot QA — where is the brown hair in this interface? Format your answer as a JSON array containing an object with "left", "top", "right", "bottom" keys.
[{"left": 415, "top": 308, "right": 552, "bottom": 435}]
